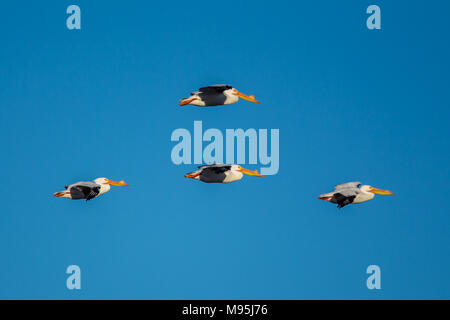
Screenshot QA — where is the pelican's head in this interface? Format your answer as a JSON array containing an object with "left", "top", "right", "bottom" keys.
[
  {"left": 231, "top": 88, "right": 260, "bottom": 104},
  {"left": 232, "top": 165, "right": 265, "bottom": 177},
  {"left": 94, "top": 177, "right": 131, "bottom": 187},
  {"left": 361, "top": 185, "right": 395, "bottom": 195}
]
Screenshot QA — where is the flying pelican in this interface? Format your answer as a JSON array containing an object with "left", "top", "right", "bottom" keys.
[
  {"left": 318, "top": 182, "right": 395, "bottom": 208},
  {"left": 179, "top": 84, "right": 260, "bottom": 107},
  {"left": 184, "top": 164, "right": 265, "bottom": 183},
  {"left": 53, "top": 177, "right": 130, "bottom": 201}
]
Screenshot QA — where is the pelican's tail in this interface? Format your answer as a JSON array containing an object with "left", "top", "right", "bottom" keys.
[
  {"left": 184, "top": 171, "right": 201, "bottom": 179},
  {"left": 179, "top": 97, "right": 198, "bottom": 106},
  {"left": 53, "top": 191, "right": 70, "bottom": 198},
  {"left": 318, "top": 193, "right": 333, "bottom": 201}
]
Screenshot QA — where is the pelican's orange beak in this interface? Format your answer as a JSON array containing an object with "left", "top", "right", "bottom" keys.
[
  {"left": 233, "top": 89, "right": 260, "bottom": 104},
  {"left": 106, "top": 179, "right": 131, "bottom": 187},
  {"left": 238, "top": 166, "right": 265, "bottom": 177},
  {"left": 318, "top": 196, "right": 332, "bottom": 201},
  {"left": 368, "top": 187, "right": 395, "bottom": 195}
]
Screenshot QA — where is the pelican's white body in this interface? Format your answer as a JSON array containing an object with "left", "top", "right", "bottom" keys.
[
  {"left": 222, "top": 168, "right": 244, "bottom": 183},
  {"left": 55, "top": 177, "right": 111, "bottom": 199},
  {"left": 353, "top": 186, "right": 375, "bottom": 203},
  {"left": 222, "top": 89, "right": 240, "bottom": 105},
  {"left": 319, "top": 184, "right": 376, "bottom": 204},
  {"left": 96, "top": 178, "right": 111, "bottom": 195},
  {"left": 190, "top": 164, "right": 244, "bottom": 183},
  {"left": 188, "top": 88, "right": 239, "bottom": 106}
]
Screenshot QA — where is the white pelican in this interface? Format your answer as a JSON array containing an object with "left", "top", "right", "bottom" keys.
[
  {"left": 184, "top": 164, "right": 265, "bottom": 183},
  {"left": 53, "top": 177, "right": 130, "bottom": 201},
  {"left": 179, "top": 84, "right": 260, "bottom": 107},
  {"left": 318, "top": 182, "right": 395, "bottom": 208}
]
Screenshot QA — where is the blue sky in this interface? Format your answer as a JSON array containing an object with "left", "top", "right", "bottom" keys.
[{"left": 0, "top": 0, "right": 449, "bottom": 299}]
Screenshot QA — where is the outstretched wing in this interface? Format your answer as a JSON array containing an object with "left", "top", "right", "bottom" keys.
[
  {"left": 198, "top": 164, "right": 232, "bottom": 173},
  {"left": 208, "top": 166, "right": 232, "bottom": 174},
  {"left": 85, "top": 186, "right": 101, "bottom": 201},
  {"left": 198, "top": 84, "right": 232, "bottom": 94},
  {"left": 70, "top": 184, "right": 100, "bottom": 201},
  {"left": 197, "top": 165, "right": 232, "bottom": 183},
  {"left": 334, "top": 182, "right": 361, "bottom": 191},
  {"left": 333, "top": 193, "right": 357, "bottom": 209}
]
